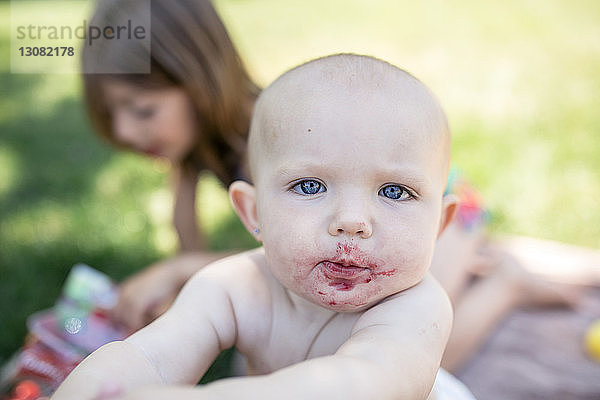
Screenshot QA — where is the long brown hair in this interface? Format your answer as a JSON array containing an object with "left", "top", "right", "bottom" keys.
[{"left": 82, "top": 0, "right": 259, "bottom": 186}]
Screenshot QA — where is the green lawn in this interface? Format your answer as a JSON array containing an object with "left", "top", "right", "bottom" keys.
[{"left": 1, "top": 0, "right": 599, "bottom": 366}]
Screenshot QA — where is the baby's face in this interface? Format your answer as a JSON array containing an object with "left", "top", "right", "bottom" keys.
[{"left": 252, "top": 80, "right": 451, "bottom": 312}]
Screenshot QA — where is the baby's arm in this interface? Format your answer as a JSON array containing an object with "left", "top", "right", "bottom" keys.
[
  {"left": 51, "top": 258, "right": 239, "bottom": 400},
  {"left": 49, "top": 341, "right": 162, "bottom": 400},
  {"left": 265, "top": 274, "right": 452, "bottom": 399},
  {"left": 329, "top": 273, "right": 452, "bottom": 398},
  {"left": 120, "top": 273, "right": 451, "bottom": 400}
]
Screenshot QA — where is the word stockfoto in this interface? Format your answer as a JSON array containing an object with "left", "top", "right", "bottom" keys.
[{"left": 16, "top": 19, "right": 146, "bottom": 46}]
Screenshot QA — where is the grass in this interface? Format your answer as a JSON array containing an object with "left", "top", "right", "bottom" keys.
[{"left": 1, "top": 0, "right": 599, "bottom": 371}]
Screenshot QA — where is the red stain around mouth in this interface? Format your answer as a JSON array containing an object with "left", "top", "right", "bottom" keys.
[
  {"left": 319, "top": 243, "right": 396, "bottom": 293},
  {"left": 313, "top": 243, "right": 398, "bottom": 303},
  {"left": 334, "top": 243, "right": 382, "bottom": 269}
]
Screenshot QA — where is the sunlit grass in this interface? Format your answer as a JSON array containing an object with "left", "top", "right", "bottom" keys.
[
  {"left": 2, "top": 199, "right": 73, "bottom": 245},
  {"left": 0, "top": 2, "right": 10, "bottom": 72},
  {"left": 197, "top": 173, "right": 234, "bottom": 235},
  {"left": 0, "top": 146, "right": 19, "bottom": 197},
  {"left": 2, "top": 1, "right": 86, "bottom": 118}
]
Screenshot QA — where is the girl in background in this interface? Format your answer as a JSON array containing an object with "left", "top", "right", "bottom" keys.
[{"left": 82, "top": 0, "right": 258, "bottom": 330}]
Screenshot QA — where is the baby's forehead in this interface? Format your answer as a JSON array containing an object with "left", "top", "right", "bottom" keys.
[
  {"left": 249, "top": 55, "right": 449, "bottom": 173},
  {"left": 263, "top": 59, "right": 414, "bottom": 114}
]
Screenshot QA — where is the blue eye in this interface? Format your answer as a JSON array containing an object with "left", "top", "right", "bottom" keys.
[
  {"left": 379, "top": 184, "right": 411, "bottom": 201},
  {"left": 292, "top": 179, "right": 326, "bottom": 195}
]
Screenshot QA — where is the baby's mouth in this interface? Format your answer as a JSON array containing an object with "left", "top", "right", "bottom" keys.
[{"left": 321, "top": 261, "right": 369, "bottom": 280}]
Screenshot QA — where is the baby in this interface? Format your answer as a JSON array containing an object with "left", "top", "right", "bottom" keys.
[{"left": 52, "top": 54, "right": 464, "bottom": 400}]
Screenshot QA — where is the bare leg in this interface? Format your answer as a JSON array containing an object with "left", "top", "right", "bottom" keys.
[
  {"left": 430, "top": 220, "right": 490, "bottom": 304},
  {"left": 440, "top": 251, "right": 582, "bottom": 373},
  {"left": 431, "top": 222, "right": 598, "bottom": 373}
]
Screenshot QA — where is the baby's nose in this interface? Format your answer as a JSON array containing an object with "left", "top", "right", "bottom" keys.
[{"left": 328, "top": 215, "right": 372, "bottom": 239}]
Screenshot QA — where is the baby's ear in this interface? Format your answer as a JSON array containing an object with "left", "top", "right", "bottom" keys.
[
  {"left": 229, "top": 180, "right": 261, "bottom": 241},
  {"left": 437, "top": 194, "right": 459, "bottom": 239}
]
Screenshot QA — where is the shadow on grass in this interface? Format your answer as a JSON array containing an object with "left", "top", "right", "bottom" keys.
[{"left": 208, "top": 212, "right": 258, "bottom": 253}]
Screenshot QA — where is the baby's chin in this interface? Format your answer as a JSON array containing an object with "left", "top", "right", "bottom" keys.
[
  {"left": 319, "top": 300, "right": 375, "bottom": 313},
  {"left": 300, "top": 284, "right": 388, "bottom": 313}
]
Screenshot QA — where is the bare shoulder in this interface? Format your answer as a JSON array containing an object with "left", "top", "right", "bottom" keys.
[
  {"left": 179, "top": 247, "right": 276, "bottom": 343},
  {"left": 355, "top": 273, "right": 451, "bottom": 329},
  {"left": 125, "top": 248, "right": 274, "bottom": 383},
  {"left": 343, "top": 273, "right": 452, "bottom": 359},
  {"left": 188, "top": 247, "right": 267, "bottom": 279},
  {"left": 182, "top": 247, "right": 272, "bottom": 311},
  {"left": 333, "top": 274, "right": 452, "bottom": 398}
]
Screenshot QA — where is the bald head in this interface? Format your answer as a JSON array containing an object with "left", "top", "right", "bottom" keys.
[{"left": 248, "top": 54, "right": 451, "bottom": 184}]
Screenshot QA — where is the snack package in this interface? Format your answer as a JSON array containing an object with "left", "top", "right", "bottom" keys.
[
  {"left": 53, "top": 264, "right": 124, "bottom": 353},
  {"left": 0, "top": 264, "right": 126, "bottom": 399}
]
